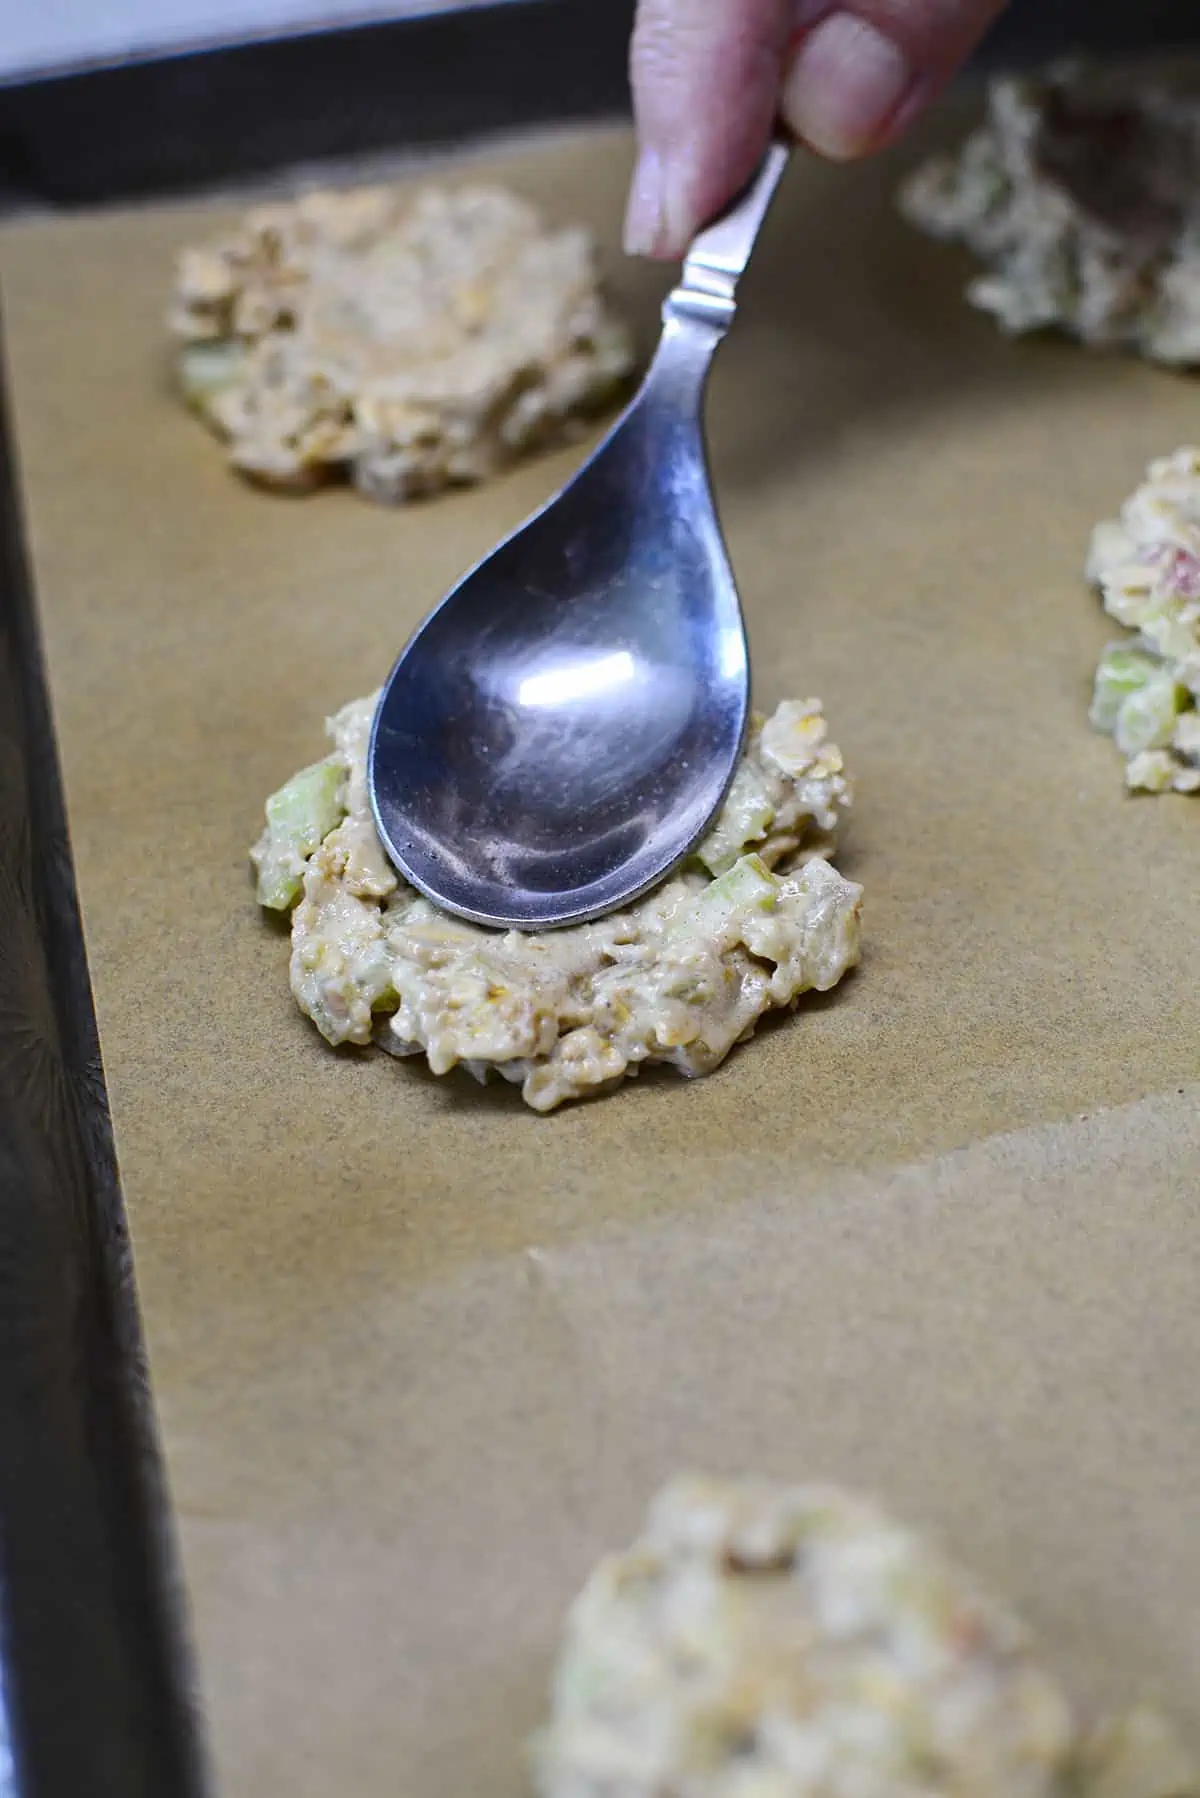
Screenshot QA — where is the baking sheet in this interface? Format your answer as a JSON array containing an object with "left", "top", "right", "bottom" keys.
[{"left": 2, "top": 119, "right": 1199, "bottom": 1798}]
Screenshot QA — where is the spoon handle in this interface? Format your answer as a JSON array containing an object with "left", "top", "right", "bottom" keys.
[{"left": 665, "top": 139, "right": 791, "bottom": 332}]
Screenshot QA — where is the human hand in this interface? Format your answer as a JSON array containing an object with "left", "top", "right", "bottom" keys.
[{"left": 624, "top": 0, "right": 1010, "bottom": 256}]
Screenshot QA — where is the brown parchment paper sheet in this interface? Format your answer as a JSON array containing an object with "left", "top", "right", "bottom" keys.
[{"left": 2, "top": 118, "right": 1200, "bottom": 1798}]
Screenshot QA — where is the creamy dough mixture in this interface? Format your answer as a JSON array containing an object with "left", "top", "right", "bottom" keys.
[
  {"left": 251, "top": 696, "right": 862, "bottom": 1113},
  {"left": 900, "top": 64, "right": 1200, "bottom": 365},
  {"left": 534, "top": 1475, "right": 1197, "bottom": 1798},
  {"left": 170, "top": 182, "right": 634, "bottom": 500},
  {"left": 1087, "top": 448, "right": 1200, "bottom": 793}
]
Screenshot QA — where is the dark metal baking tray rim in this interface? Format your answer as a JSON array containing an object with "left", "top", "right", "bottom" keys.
[
  {"left": 0, "top": 314, "right": 211, "bottom": 1795},
  {"left": 0, "top": 0, "right": 1196, "bottom": 210}
]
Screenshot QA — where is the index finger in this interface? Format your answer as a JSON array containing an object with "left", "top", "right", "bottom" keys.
[{"left": 626, "top": 0, "right": 791, "bottom": 257}]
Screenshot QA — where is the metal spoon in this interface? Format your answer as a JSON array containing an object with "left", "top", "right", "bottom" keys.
[{"left": 368, "top": 141, "right": 790, "bottom": 930}]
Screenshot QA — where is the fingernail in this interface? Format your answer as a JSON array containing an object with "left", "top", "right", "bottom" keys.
[
  {"left": 624, "top": 145, "right": 667, "bottom": 256},
  {"left": 783, "top": 11, "right": 914, "bottom": 160},
  {"left": 625, "top": 144, "right": 700, "bottom": 258}
]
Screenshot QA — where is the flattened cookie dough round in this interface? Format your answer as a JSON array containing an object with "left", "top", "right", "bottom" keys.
[
  {"left": 251, "top": 697, "right": 862, "bottom": 1113},
  {"left": 900, "top": 62, "right": 1200, "bottom": 367},
  {"left": 534, "top": 1475, "right": 1078, "bottom": 1798},
  {"left": 1087, "top": 448, "right": 1200, "bottom": 794},
  {"left": 170, "top": 183, "right": 635, "bottom": 501}
]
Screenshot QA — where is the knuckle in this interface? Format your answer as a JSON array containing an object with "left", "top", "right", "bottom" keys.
[
  {"left": 630, "top": 0, "right": 716, "bottom": 91},
  {"left": 631, "top": 0, "right": 789, "bottom": 106}
]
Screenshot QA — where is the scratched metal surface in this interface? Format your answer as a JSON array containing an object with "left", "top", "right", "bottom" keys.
[{"left": 0, "top": 0, "right": 1194, "bottom": 210}]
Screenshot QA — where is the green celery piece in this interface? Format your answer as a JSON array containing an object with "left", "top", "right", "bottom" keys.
[
  {"left": 1089, "top": 645, "right": 1160, "bottom": 736},
  {"left": 255, "top": 758, "right": 344, "bottom": 910},
  {"left": 675, "top": 853, "right": 779, "bottom": 941},
  {"left": 1138, "top": 608, "right": 1197, "bottom": 665},
  {"left": 1114, "top": 673, "right": 1182, "bottom": 757},
  {"left": 178, "top": 340, "right": 247, "bottom": 406},
  {"left": 695, "top": 764, "right": 776, "bottom": 876}
]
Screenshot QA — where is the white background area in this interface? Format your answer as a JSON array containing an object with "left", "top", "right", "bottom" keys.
[{"left": 0, "top": 1, "right": 503, "bottom": 81}]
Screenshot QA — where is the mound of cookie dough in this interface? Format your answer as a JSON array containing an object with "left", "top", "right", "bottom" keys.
[
  {"left": 170, "top": 183, "right": 635, "bottom": 501},
  {"left": 533, "top": 1475, "right": 1197, "bottom": 1798},
  {"left": 900, "top": 64, "right": 1200, "bottom": 365},
  {"left": 251, "top": 696, "right": 862, "bottom": 1113},
  {"left": 1087, "top": 448, "right": 1200, "bottom": 793}
]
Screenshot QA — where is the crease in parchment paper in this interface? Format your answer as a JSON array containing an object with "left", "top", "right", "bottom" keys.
[{"left": 157, "top": 1083, "right": 1200, "bottom": 1798}]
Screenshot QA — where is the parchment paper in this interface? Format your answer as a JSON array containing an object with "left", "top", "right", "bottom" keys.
[{"left": 2, "top": 120, "right": 1199, "bottom": 1798}]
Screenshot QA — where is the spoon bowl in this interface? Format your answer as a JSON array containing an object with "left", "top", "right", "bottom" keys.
[{"left": 369, "top": 143, "right": 789, "bottom": 930}]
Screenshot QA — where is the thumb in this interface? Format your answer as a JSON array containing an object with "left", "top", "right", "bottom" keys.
[
  {"left": 624, "top": 0, "right": 1010, "bottom": 260},
  {"left": 780, "top": 0, "right": 1009, "bottom": 161},
  {"left": 626, "top": 0, "right": 792, "bottom": 259}
]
